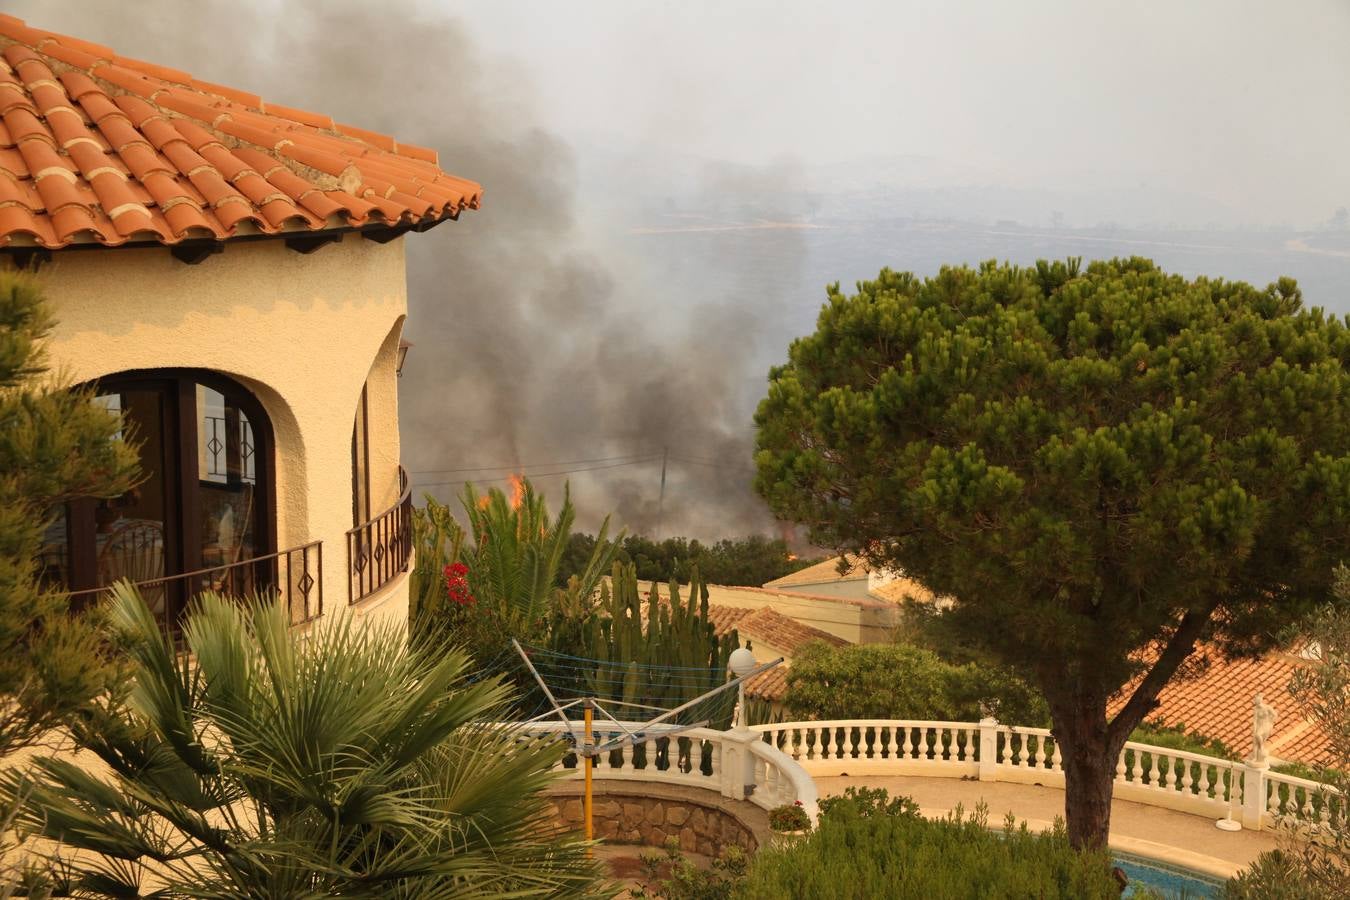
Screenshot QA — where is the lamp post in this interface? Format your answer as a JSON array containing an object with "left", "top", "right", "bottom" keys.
[
  {"left": 728, "top": 646, "right": 757, "bottom": 732},
  {"left": 396, "top": 338, "right": 412, "bottom": 377}
]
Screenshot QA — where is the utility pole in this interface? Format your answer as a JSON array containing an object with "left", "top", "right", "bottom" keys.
[{"left": 656, "top": 446, "right": 668, "bottom": 539}]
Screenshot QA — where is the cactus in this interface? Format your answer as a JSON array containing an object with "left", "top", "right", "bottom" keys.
[{"left": 571, "top": 562, "right": 739, "bottom": 727}]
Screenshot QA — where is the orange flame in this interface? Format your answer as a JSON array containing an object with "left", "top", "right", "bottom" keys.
[
  {"left": 508, "top": 473, "right": 525, "bottom": 510},
  {"left": 477, "top": 494, "right": 491, "bottom": 510}
]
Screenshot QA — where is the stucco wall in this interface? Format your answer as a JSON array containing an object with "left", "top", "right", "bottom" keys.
[{"left": 33, "top": 234, "right": 411, "bottom": 628}]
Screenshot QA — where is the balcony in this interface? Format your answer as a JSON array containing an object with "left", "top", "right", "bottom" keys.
[
  {"left": 346, "top": 466, "right": 413, "bottom": 605},
  {"left": 65, "top": 540, "right": 324, "bottom": 629}
]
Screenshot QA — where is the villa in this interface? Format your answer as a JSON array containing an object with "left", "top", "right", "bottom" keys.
[{"left": 0, "top": 13, "right": 479, "bottom": 630}]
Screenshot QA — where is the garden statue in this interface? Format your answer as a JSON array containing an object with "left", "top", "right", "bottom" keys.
[{"left": 1248, "top": 693, "right": 1277, "bottom": 767}]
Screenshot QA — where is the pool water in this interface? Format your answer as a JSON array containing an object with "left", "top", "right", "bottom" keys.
[{"left": 1115, "top": 852, "right": 1225, "bottom": 898}]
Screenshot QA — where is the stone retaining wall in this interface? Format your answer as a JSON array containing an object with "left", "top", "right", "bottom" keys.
[{"left": 545, "top": 780, "right": 767, "bottom": 857}]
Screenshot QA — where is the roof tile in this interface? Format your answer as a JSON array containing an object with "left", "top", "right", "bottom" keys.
[
  {"left": 0, "top": 15, "right": 479, "bottom": 248},
  {"left": 1109, "top": 647, "right": 1334, "bottom": 766}
]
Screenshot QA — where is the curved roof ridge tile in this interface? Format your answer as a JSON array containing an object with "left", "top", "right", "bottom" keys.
[{"left": 0, "top": 15, "right": 480, "bottom": 249}]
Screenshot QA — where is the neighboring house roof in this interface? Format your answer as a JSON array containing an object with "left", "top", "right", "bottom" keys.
[
  {"left": 0, "top": 15, "right": 481, "bottom": 250},
  {"left": 745, "top": 666, "right": 788, "bottom": 702},
  {"left": 1108, "top": 648, "right": 1333, "bottom": 766},
  {"left": 706, "top": 605, "right": 846, "bottom": 703},
  {"left": 763, "top": 555, "right": 867, "bottom": 589},
  {"left": 715, "top": 583, "right": 893, "bottom": 610},
  {"left": 736, "top": 606, "right": 848, "bottom": 654}
]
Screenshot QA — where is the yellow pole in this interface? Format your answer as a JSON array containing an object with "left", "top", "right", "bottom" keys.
[{"left": 583, "top": 701, "right": 594, "bottom": 850}]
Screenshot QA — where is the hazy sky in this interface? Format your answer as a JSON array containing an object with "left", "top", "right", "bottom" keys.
[
  {"left": 11, "top": 0, "right": 1350, "bottom": 225},
  {"left": 10, "top": 0, "right": 1350, "bottom": 537},
  {"left": 445, "top": 0, "right": 1350, "bottom": 225}
]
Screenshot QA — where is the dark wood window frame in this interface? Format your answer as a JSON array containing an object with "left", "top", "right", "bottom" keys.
[
  {"left": 63, "top": 369, "right": 277, "bottom": 620},
  {"left": 351, "top": 383, "right": 371, "bottom": 527}
]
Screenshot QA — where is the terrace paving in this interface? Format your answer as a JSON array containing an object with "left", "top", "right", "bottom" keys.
[{"left": 817, "top": 774, "right": 1280, "bottom": 880}]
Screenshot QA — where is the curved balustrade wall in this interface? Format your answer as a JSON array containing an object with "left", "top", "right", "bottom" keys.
[
  {"left": 752, "top": 719, "right": 1344, "bottom": 833},
  {"left": 518, "top": 721, "right": 819, "bottom": 822}
]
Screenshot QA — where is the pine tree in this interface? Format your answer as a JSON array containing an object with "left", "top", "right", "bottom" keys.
[
  {"left": 0, "top": 270, "right": 139, "bottom": 759},
  {"left": 755, "top": 257, "right": 1350, "bottom": 849}
]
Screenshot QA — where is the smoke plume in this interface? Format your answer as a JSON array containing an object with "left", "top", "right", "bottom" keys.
[{"left": 13, "top": 0, "right": 806, "bottom": 539}]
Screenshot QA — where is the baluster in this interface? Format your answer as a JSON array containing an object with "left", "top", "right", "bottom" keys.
[
  {"left": 1301, "top": 789, "right": 1314, "bottom": 821},
  {"left": 1010, "top": 731, "right": 1022, "bottom": 767},
  {"left": 708, "top": 740, "right": 720, "bottom": 778},
  {"left": 1162, "top": 754, "right": 1176, "bottom": 790},
  {"left": 1180, "top": 760, "right": 1193, "bottom": 795},
  {"left": 1197, "top": 763, "right": 1211, "bottom": 798},
  {"left": 883, "top": 725, "right": 895, "bottom": 758},
  {"left": 1051, "top": 740, "right": 1063, "bottom": 772},
  {"left": 618, "top": 742, "right": 631, "bottom": 772},
  {"left": 1148, "top": 753, "right": 1163, "bottom": 789},
  {"left": 899, "top": 726, "right": 913, "bottom": 760},
  {"left": 791, "top": 727, "right": 802, "bottom": 760},
  {"left": 1127, "top": 748, "right": 1141, "bottom": 783}
]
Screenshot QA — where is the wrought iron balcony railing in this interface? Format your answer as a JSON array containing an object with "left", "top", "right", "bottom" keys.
[
  {"left": 65, "top": 540, "right": 324, "bottom": 628},
  {"left": 347, "top": 466, "right": 413, "bottom": 604}
]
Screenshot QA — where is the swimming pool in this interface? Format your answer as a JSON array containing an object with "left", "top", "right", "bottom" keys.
[{"left": 1115, "top": 851, "right": 1226, "bottom": 898}]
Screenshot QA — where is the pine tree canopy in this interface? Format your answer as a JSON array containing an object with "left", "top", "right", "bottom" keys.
[{"left": 754, "top": 257, "right": 1350, "bottom": 847}]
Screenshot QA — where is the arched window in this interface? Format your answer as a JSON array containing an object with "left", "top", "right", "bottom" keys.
[{"left": 40, "top": 370, "right": 275, "bottom": 625}]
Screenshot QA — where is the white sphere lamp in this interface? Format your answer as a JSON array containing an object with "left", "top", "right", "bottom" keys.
[
  {"left": 729, "top": 646, "right": 758, "bottom": 678},
  {"left": 728, "top": 646, "right": 757, "bottom": 731}
]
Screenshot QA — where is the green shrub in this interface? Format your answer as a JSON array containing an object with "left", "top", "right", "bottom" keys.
[
  {"left": 633, "top": 839, "right": 748, "bottom": 900},
  {"left": 734, "top": 797, "right": 1119, "bottom": 899},
  {"left": 1223, "top": 850, "right": 1322, "bottom": 899},
  {"left": 784, "top": 642, "right": 1048, "bottom": 726},
  {"left": 817, "top": 785, "right": 920, "bottom": 819}
]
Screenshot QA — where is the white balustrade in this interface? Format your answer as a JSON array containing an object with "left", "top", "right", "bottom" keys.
[
  {"left": 750, "top": 718, "right": 1340, "bottom": 833},
  {"left": 519, "top": 718, "right": 1338, "bottom": 835}
]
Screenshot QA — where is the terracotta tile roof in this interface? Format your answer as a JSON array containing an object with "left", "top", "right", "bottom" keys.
[
  {"left": 0, "top": 15, "right": 481, "bottom": 249},
  {"left": 763, "top": 556, "right": 868, "bottom": 589},
  {"left": 1108, "top": 647, "right": 1333, "bottom": 766},
  {"left": 738, "top": 607, "right": 848, "bottom": 655},
  {"left": 704, "top": 604, "right": 753, "bottom": 636},
  {"left": 745, "top": 665, "right": 788, "bottom": 702}
]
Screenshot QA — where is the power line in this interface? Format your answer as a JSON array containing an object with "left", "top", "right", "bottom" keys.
[
  {"left": 409, "top": 452, "right": 657, "bottom": 475},
  {"left": 667, "top": 455, "right": 757, "bottom": 475},
  {"left": 411, "top": 456, "right": 663, "bottom": 489}
]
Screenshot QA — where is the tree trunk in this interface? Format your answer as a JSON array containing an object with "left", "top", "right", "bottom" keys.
[{"left": 1051, "top": 696, "right": 1118, "bottom": 851}]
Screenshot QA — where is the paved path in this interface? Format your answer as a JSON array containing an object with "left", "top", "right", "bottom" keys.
[{"left": 817, "top": 775, "right": 1279, "bottom": 879}]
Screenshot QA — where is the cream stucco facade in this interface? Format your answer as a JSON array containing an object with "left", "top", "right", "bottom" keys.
[{"left": 35, "top": 233, "right": 413, "bottom": 629}]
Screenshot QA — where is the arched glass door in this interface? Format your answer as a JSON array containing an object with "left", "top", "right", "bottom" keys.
[{"left": 40, "top": 370, "right": 274, "bottom": 625}]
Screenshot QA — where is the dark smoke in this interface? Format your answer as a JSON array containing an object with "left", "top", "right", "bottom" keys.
[{"left": 12, "top": 1, "right": 808, "bottom": 538}]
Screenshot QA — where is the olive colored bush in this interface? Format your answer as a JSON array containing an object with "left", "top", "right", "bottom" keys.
[
  {"left": 784, "top": 642, "right": 1049, "bottom": 726},
  {"left": 734, "top": 792, "right": 1119, "bottom": 899}
]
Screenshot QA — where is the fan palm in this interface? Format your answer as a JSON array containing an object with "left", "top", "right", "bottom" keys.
[{"left": 3, "top": 583, "right": 609, "bottom": 898}]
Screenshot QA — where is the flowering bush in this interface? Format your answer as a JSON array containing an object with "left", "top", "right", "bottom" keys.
[
  {"left": 443, "top": 562, "right": 474, "bottom": 606},
  {"left": 767, "top": 801, "right": 811, "bottom": 832}
]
